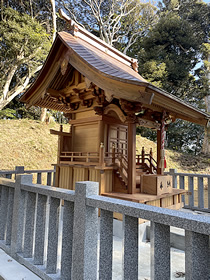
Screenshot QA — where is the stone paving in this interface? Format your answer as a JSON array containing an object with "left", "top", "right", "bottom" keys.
[{"left": 111, "top": 235, "right": 185, "bottom": 280}]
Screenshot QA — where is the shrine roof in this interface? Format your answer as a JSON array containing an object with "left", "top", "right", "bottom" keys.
[
  {"left": 58, "top": 31, "right": 147, "bottom": 84},
  {"left": 20, "top": 18, "right": 209, "bottom": 126}
]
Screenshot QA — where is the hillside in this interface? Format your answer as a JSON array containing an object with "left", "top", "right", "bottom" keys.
[{"left": 0, "top": 119, "right": 209, "bottom": 174}]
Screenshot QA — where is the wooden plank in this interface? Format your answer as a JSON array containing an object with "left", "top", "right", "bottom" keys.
[
  {"left": 73, "top": 123, "right": 99, "bottom": 152},
  {"left": 102, "top": 188, "right": 186, "bottom": 203},
  {"left": 59, "top": 166, "right": 73, "bottom": 189}
]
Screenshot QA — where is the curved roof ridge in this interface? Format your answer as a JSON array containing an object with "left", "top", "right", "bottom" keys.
[{"left": 58, "top": 9, "right": 138, "bottom": 69}]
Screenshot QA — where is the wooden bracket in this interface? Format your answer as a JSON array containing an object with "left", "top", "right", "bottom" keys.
[{"left": 119, "top": 99, "right": 142, "bottom": 116}]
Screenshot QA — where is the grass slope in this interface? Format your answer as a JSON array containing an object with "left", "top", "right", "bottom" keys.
[{"left": 0, "top": 119, "right": 209, "bottom": 174}]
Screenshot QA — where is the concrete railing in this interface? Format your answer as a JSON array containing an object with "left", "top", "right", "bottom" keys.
[
  {"left": 0, "top": 166, "right": 55, "bottom": 186},
  {"left": 0, "top": 175, "right": 210, "bottom": 280},
  {"left": 166, "top": 169, "right": 210, "bottom": 213}
]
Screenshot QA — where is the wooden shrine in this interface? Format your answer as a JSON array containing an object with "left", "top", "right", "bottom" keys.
[{"left": 21, "top": 11, "right": 209, "bottom": 209}]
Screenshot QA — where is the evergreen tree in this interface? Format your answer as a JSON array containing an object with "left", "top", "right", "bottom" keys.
[
  {"left": 0, "top": 7, "right": 51, "bottom": 110},
  {"left": 136, "top": 0, "right": 209, "bottom": 154}
]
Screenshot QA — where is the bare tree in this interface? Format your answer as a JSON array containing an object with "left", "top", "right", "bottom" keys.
[
  {"left": 39, "top": 0, "right": 57, "bottom": 122},
  {"left": 60, "top": 0, "right": 157, "bottom": 54},
  {"left": 50, "top": 0, "right": 57, "bottom": 41}
]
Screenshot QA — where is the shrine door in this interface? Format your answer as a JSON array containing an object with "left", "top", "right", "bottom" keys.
[{"left": 107, "top": 124, "right": 128, "bottom": 156}]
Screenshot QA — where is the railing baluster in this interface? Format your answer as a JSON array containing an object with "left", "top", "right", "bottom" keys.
[
  {"left": 46, "top": 197, "right": 60, "bottom": 274},
  {"left": 179, "top": 175, "right": 185, "bottom": 204},
  {"left": 188, "top": 176, "right": 194, "bottom": 207},
  {"left": 0, "top": 186, "right": 9, "bottom": 240},
  {"left": 208, "top": 177, "right": 210, "bottom": 210},
  {"left": 198, "top": 177, "right": 204, "bottom": 209},
  {"left": 123, "top": 215, "right": 138, "bottom": 280},
  {"left": 150, "top": 222, "right": 170, "bottom": 280},
  {"left": 61, "top": 200, "right": 74, "bottom": 280},
  {"left": 99, "top": 209, "right": 113, "bottom": 280},
  {"left": 11, "top": 174, "right": 31, "bottom": 256},
  {"left": 185, "top": 230, "right": 209, "bottom": 280},
  {"left": 47, "top": 172, "right": 52, "bottom": 186},
  {"left": 37, "top": 173, "right": 42, "bottom": 184},
  {"left": 6, "top": 188, "right": 14, "bottom": 245},
  {"left": 34, "top": 194, "right": 47, "bottom": 265},
  {"left": 169, "top": 169, "right": 177, "bottom": 188},
  {"left": 0, "top": 186, "right": 1, "bottom": 207},
  {"left": 23, "top": 191, "right": 36, "bottom": 258},
  {"left": 71, "top": 181, "right": 98, "bottom": 280}
]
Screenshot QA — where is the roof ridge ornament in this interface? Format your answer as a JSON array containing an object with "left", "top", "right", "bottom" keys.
[
  {"left": 58, "top": 9, "right": 79, "bottom": 37},
  {"left": 58, "top": 9, "right": 139, "bottom": 70}
]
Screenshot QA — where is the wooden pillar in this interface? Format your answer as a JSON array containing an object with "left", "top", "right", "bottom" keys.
[
  {"left": 157, "top": 130, "right": 163, "bottom": 175},
  {"left": 127, "top": 122, "right": 136, "bottom": 194},
  {"left": 98, "top": 120, "right": 104, "bottom": 151}
]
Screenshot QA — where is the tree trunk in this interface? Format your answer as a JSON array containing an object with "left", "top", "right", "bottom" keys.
[
  {"left": 40, "top": 108, "right": 47, "bottom": 122},
  {"left": 202, "top": 95, "right": 210, "bottom": 155},
  {"left": 2, "top": 65, "right": 18, "bottom": 100},
  {"left": 0, "top": 65, "right": 42, "bottom": 111},
  {"left": 202, "top": 52, "right": 210, "bottom": 155},
  {"left": 50, "top": 0, "right": 56, "bottom": 42}
]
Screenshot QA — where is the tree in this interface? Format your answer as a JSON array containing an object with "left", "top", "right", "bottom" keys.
[
  {"left": 58, "top": 0, "right": 157, "bottom": 54},
  {"left": 0, "top": 7, "right": 51, "bottom": 110},
  {"left": 136, "top": 0, "right": 209, "bottom": 154}
]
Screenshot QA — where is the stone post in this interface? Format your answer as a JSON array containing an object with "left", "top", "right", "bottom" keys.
[
  {"left": 11, "top": 174, "right": 32, "bottom": 257},
  {"left": 169, "top": 168, "right": 177, "bottom": 188},
  {"left": 71, "top": 181, "right": 99, "bottom": 280}
]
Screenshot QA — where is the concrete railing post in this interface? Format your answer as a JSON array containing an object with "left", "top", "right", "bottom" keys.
[
  {"left": 150, "top": 221, "right": 170, "bottom": 280},
  {"left": 11, "top": 174, "right": 32, "bottom": 257},
  {"left": 198, "top": 177, "right": 204, "bottom": 209},
  {"left": 71, "top": 181, "right": 99, "bottom": 280},
  {"left": 169, "top": 169, "right": 177, "bottom": 188},
  {"left": 179, "top": 175, "right": 185, "bottom": 204},
  {"left": 123, "top": 215, "right": 138, "bottom": 280},
  {"left": 52, "top": 165, "right": 56, "bottom": 187},
  {"left": 15, "top": 166, "right": 25, "bottom": 179},
  {"left": 208, "top": 177, "right": 210, "bottom": 210},
  {"left": 185, "top": 230, "right": 209, "bottom": 280}
]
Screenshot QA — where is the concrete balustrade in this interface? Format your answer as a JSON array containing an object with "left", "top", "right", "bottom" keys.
[
  {"left": 0, "top": 166, "right": 56, "bottom": 186},
  {"left": 0, "top": 175, "right": 209, "bottom": 280},
  {"left": 166, "top": 169, "right": 210, "bottom": 212}
]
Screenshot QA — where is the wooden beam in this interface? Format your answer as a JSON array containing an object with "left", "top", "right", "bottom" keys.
[
  {"left": 157, "top": 130, "right": 163, "bottom": 175},
  {"left": 137, "top": 117, "right": 161, "bottom": 129},
  {"left": 46, "top": 88, "right": 61, "bottom": 97},
  {"left": 98, "top": 120, "right": 105, "bottom": 151},
  {"left": 50, "top": 129, "right": 72, "bottom": 137},
  {"left": 127, "top": 122, "right": 136, "bottom": 194},
  {"left": 69, "top": 116, "right": 102, "bottom": 125}
]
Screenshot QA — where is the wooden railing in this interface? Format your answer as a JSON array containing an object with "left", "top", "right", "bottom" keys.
[
  {"left": 60, "top": 151, "right": 100, "bottom": 165},
  {"left": 136, "top": 147, "right": 157, "bottom": 174},
  {"left": 104, "top": 148, "right": 128, "bottom": 186}
]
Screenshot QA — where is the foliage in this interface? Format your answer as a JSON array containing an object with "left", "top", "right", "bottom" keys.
[
  {"left": 138, "top": 0, "right": 210, "bottom": 98},
  {"left": 0, "top": 6, "right": 51, "bottom": 110},
  {"left": 136, "top": 0, "right": 209, "bottom": 154},
  {"left": 166, "top": 120, "right": 204, "bottom": 155},
  {"left": 0, "top": 108, "right": 17, "bottom": 119},
  {"left": 0, "top": 96, "right": 42, "bottom": 120},
  {"left": 136, "top": 126, "right": 157, "bottom": 142},
  {"left": 57, "top": 0, "right": 157, "bottom": 53}
]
